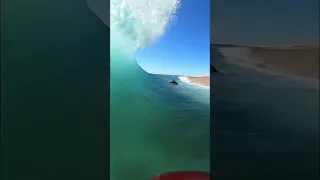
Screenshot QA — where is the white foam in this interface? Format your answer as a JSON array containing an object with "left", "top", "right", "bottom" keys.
[
  {"left": 110, "top": 0, "right": 180, "bottom": 49},
  {"left": 178, "top": 76, "right": 210, "bottom": 89},
  {"left": 178, "top": 76, "right": 192, "bottom": 83}
]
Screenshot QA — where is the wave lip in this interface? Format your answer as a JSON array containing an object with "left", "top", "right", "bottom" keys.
[{"left": 110, "top": 0, "right": 180, "bottom": 49}]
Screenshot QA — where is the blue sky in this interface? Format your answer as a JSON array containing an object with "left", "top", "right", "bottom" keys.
[{"left": 136, "top": 0, "right": 210, "bottom": 76}]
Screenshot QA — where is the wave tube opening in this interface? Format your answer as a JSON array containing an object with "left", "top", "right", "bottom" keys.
[{"left": 110, "top": 0, "right": 210, "bottom": 179}]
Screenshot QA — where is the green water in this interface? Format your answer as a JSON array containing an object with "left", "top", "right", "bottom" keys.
[
  {"left": 110, "top": 35, "right": 210, "bottom": 179},
  {"left": 1, "top": 0, "right": 210, "bottom": 179},
  {"left": 1, "top": 1, "right": 110, "bottom": 179},
  {"left": 110, "top": 0, "right": 210, "bottom": 179}
]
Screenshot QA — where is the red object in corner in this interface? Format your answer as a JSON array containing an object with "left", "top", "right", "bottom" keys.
[{"left": 152, "top": 171, "right": 210, "bottom": 180}]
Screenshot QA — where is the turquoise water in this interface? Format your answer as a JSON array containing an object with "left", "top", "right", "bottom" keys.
[{"left": 110, "top": 0, "right": 210, "bottom": 179}]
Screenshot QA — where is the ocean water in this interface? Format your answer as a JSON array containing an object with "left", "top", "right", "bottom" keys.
[
  {"left": 211, "top": 46, "right": 319, "bottom": 179},
  {"left": 2, "top": 1, "right": 111, "bottom": 180},
  {"left": 110, "top": 0, "right": 210, "bottom": 179}
]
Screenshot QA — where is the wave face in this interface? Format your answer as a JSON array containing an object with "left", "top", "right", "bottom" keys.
[{"left": 110, "top": 0, "right": 210, "bottom": 179}]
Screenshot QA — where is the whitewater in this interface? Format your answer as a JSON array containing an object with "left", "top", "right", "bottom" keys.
[{"left": 110, "top": 0, "right": 210, "bottom": 179}]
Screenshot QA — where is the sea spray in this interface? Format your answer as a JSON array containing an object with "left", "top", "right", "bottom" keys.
[
  {"left": 110, "top": 0, "right": 180, "bottom": 49},
  {"left": 110, "top": 0, "right": 210, "bottom": 179}
]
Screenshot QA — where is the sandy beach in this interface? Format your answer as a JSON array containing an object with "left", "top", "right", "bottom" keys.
[
  {"left": 217, "top": 44, "right": 319, "bottom": 78},
  {"left": 249, "top": 46, "right": 319, "bottom": 78},
  {"left": 187, "top": 76, "right": 210, "bottom": 87},
  {"left": 178, "top": 76, "right": 210, "bottom": 87}
]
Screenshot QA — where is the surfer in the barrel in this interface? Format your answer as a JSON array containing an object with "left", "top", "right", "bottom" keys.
[{"left": 169, "top": 79, "right": 179, "bottom": 85}]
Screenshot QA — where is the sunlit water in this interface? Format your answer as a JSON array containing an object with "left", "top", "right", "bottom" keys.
[{"left": 110, "top": 0, "right": 210, "bottom": 179}]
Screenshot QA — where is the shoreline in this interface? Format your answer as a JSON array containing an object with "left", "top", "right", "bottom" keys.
[
  {"left": 249, "top": 46, "right": 319, "bottom": 78},
  {"left": 178, "top": 76, "right": 210, "bottom": 88},
  {"left": 216, "top": 45, "right": 319, "bottom": 78}
]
